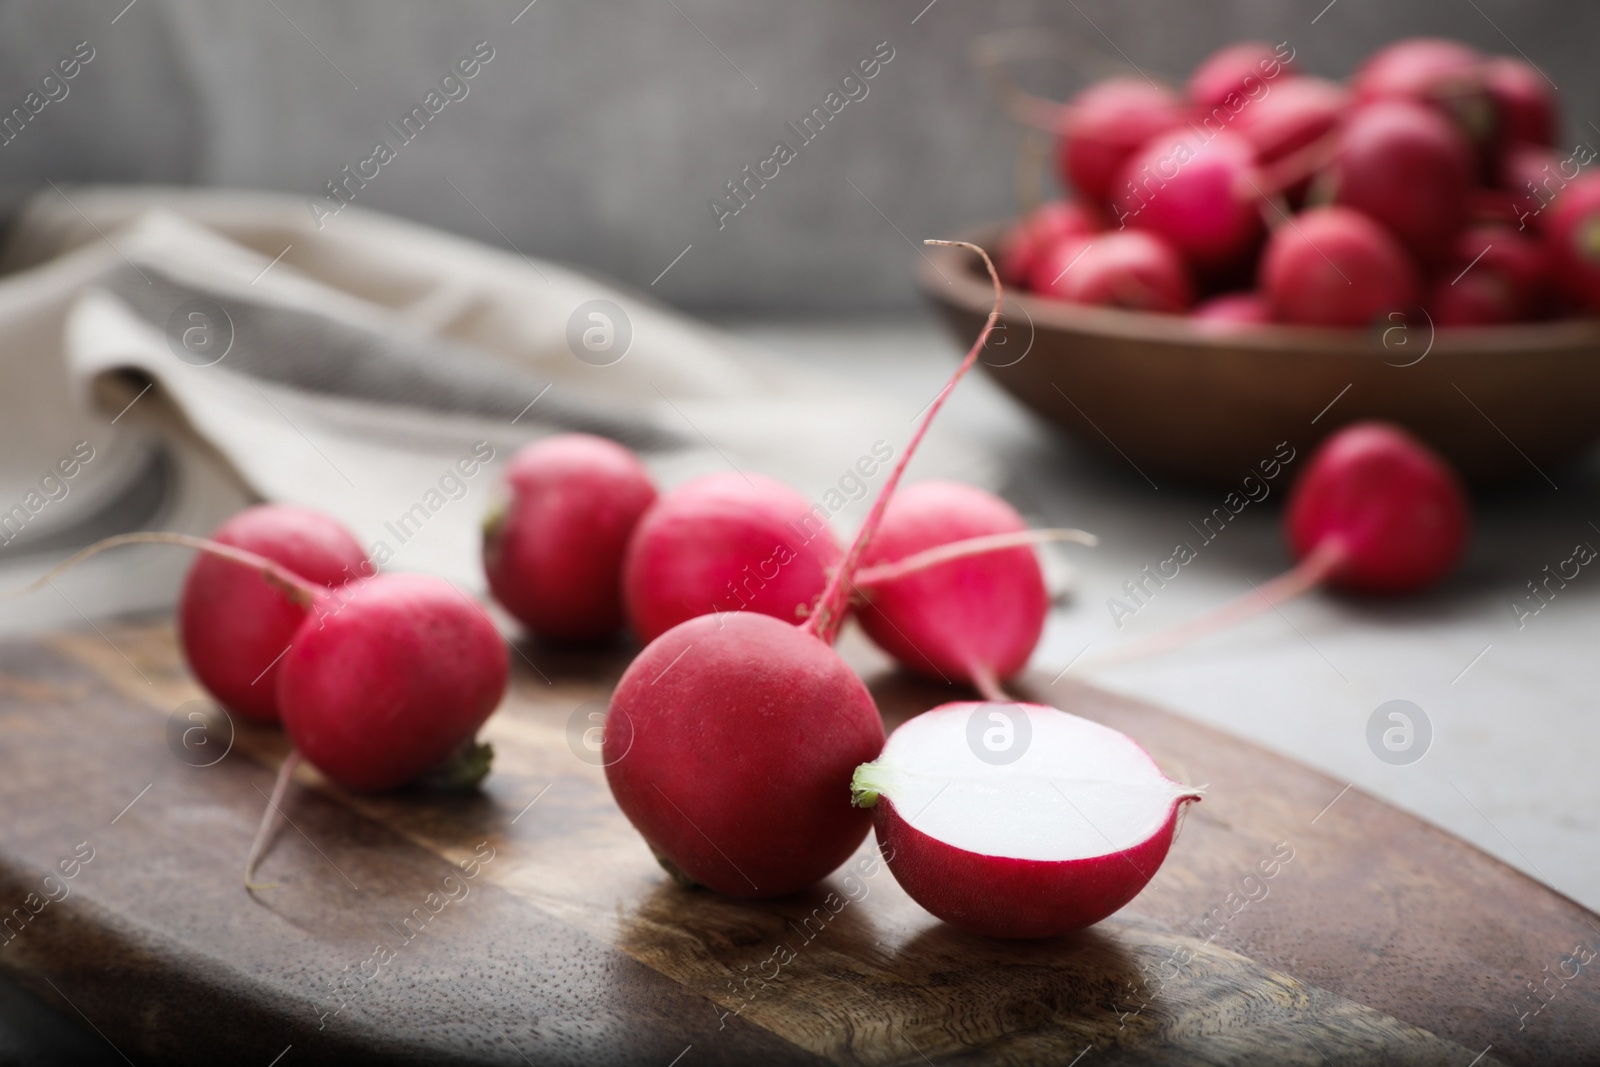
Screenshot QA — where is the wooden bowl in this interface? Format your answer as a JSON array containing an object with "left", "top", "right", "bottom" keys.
[{"left": 918, "top": 225, "right": 1600, "bottom": 486}]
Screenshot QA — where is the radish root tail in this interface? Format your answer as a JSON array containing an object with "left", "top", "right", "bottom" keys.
[
  {"left": 969, "top": 662, "right": 1013, "bottom": 703},
  {"left": 245, "top": 749, "right": 303, "bottom": 892},
  {"left": 1078, "top": 540, "right": 1347, "bottom": 673},
  {"left": 804, "top": 240, "right": 1005, "bottom": 645},
  {"left": 2, "top": 532, "right": 321, "bottom": 608}
]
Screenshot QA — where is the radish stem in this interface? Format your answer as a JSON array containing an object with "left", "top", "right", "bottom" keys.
[
  {"left": 245, "top": 749, "right": 302, "bottom": 891},
  {"left": 1077, "top": 540, "right": 1347, "bottom": 673},
  {"left": 852, "top": 527, "right": 1095, "bottom": 587},
  {"left": 804, "top": 240, "right": 1005, "bottom": 646}
]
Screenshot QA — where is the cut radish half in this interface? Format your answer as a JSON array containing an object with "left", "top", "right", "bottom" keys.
[{"left": 852, "top": 702, "right": 1201, "bottom": 939}]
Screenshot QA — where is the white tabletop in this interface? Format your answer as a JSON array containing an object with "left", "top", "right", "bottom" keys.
[{"left": 726, "top": 316, "right": 1600, "bottom": 916}]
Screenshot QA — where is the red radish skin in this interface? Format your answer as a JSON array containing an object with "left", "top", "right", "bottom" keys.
[
  {"left": 1111, "top": 130, "right": 1265, "bottom": 271},
  {"left": 1192, "top": 291, "right": 1272, "bottom": 326},
  {"left": 1541, "top": 172, "right": 1600, "bottom": 312},
  {"left": 622, "top": 471, "right": 841, "bottom": 643},
  {"left": 602, "top": 613, "right": 884, "bottom": 897},
  {"left": 853, "top": 703, "right": 1201, "bottom": 939},
  {"left": 999, "top": 200, "right": 1099, "bottom": 285},
  {"left": 277, "top": 573, "right": 508, "bottom": 792},
  {"left": 1333, "top": 100, "right": 1474, "bottom": 265},
  {"left": 1059, "top": 79, "right": 1189, "bottom": 205},
  {"left": 1029, "top": 231, "right": 1192, "bottom": 313},
  {"left": 1429, "top": 272, "right": 1517, "bottom": 327},
  {"left": 854, "top": 481, "right": 1048, "bottom": 694},
  {"left": 179, "top": 505, "right": 367, "bottom": 723},
  {"left": 1233, "top": 77, "right": 1349, "bottom": 203},
  {"left": 1260, "top": 206, "right": 1421, "bottom": 327},
  {"left": 1485, "top": 56, "right": 1556, "bottom": 152},
  {"left": 484, "top": 434, "right": 657, "bottom": 643},
  {"left": 1286, "top": 422, "right": 1470, "bottom": 595},
  {"left": 1187, "top": 40, "right": 1296, "bottom": 112},
  {"left": 1354, "top": 37, "right": 1494, "bottom": 156},
  {"left": 1442, "top": 225, "right": 1549, "bottom": 321}
]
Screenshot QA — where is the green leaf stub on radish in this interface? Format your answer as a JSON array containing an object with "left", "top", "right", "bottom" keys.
[{"left": 854, "top": 702, "right": 1202, "bottom": 939}]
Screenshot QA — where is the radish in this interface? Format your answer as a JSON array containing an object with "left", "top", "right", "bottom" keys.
[
  {"left": 851, "top": 481, "right": 1050, "bottom": 700},
  {"left": 1058, "top": 78, "right": 1189, "bottom": 205},
  {"left": 1441, "top": 224, "right": 1549, "bottom": 321},
  {"left": 1233, "top": 76, "right": 1349, "bottom": 203},
  {"left": 999, "top": 200, "right": 1099, "bottom": 285},
  {"left": 1111, "top": 129, "right": 1265, "bottom": 272},
  {"left": 603, "top": 241, "right": 1006, "bottom": 899},
  {"left": 1260, "top": 206, "right": 1421, "bottom": 327},
  {"left": 1502, "top": 143, "right": 1566, "bottom": 228},
  {"left": 1187, "top": 40, "right": 1296, "bottom": 112},
  {"left": 851, "top": 702, "right": 1202, "bottom": 939},
  {"left": 1541, "top": 172, "right": 1600, "bottom": 311},
  {"left": 1485, "top": 56, "right": 1555, "bottom": 152},
  {"left": 1029, "top": 231, "right": 1192, "bottom": 312},
  {"left": 483, "top": 434, "right": 657, "bottom": 643},
  {"left": 1332, "top": 100, "right": 1474, "bottom": 265},
  {"left": 178, "top": 505, "right": 368, "bottom": 723},
  {"left": 277, "top": 573, "right": 508, "bottom": 793},
  {"left": 1192, "top": 291, "right": 1271, "bottom": 327},
  {"left": 1086, "top": 421, "right": 1469, "bottom": 670},
  {"left": 1354, "top": 37, "right": 1494, "bottom": 158},
  {"left": 1429, "top": 272, "right": 1517, "bottom": 327},
  {"left": 622, "top": 471, "right": 841, "bottom": 643}
]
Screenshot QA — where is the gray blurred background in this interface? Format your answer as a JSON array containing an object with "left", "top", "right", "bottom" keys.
[{"left": 1, "top": 0, "right": 1594, "bottom": 313}]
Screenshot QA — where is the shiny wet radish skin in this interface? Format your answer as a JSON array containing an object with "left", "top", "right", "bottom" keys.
[
  {"left": 278, "top": 573, "right": 508, "bottom": 791},
  {"left": 485, "top": 434, "right": 657, "bottom": 643},
  {"left": 603, "top": 612, "right": 884, "bottom": 898},
  {"left": 179, "top": 504, "right": 368, "bottom": 723}
]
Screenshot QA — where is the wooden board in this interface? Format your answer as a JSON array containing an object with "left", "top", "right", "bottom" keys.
[{"left": 0, "top": 618, "right": 1596, "bottom": 1066}]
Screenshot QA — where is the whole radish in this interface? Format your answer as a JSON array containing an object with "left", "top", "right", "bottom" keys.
[
  {"left": 278, "top": 573, "right": 508, "bottom": 792},
  {"left": 602, "top": 240, "right": 1004, "bottom": 899},
  {"left": 1029, "top": 231, "right": 1192, "bottom": 312},
  {"left": 1187, "top": 40, "right": 1295, "bottom": 112},
  {"left": 179, "top": 505, "right": 368, "bottom": 723},
  {"left": 1354, "top": 37, "right": 1493, "bottom": 158},
  {"left": 1233, "top": 77, "right": 1349, "bottom": 203},
  {"left": 1332, "top": 100, "right": 1474, "bottom": 265},
  {"left": 1444, "top": 225, "right": 1549, "bottom": 321},
  {"left": 1260, "top": 206, "right": 1420, "bottom": 327},
  {"left": 1058, "top": 79, "right": 1188, "bottom": 205},
  {"left": 1286, "top": 422, "right": 1469, "bottom": 594},
  {"left": 1541, "top": 172, "right": 1600, "bottom": 311},
  {"left": 1192, "top": 291, "right": 1271, "bottom": 327},
  {"left": 1429, "top": 273, "right": 1517, "bottom": 327},
  {"left": 852, "top": 703, "right": 1201, "bottom": 938},
  {"left": 484, "top": 434, "right": 657, "bottom": 643},
  {"left": 1502, "top": 143, "right": 1566, "bottom": 228},
  {"left": 622, "top": 471, "right": 841, "bottom": 643},
  {"left": 1111, "top": 130, "right": 1264, "bottom": 272},
  {"left": 999, "top": 200, "right": 1098, "bottom": 285},
  {"left": 1485, "top": 56, "right": 1555, "bottom": 153},
  {"left": 852, "top": 481, "right": 1049, "bottom": 699}
]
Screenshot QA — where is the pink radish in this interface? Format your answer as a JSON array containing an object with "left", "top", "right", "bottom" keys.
[
  {"left": 1442, "top": 224, "right": 1549, "bottom": 321},
  {"left": 1086, "top": 421, "right": 1469, "bottom": 671},
  {"left": 1541, "top": 172, "right": 1600, "bottom": 311},
  {"left": 1332, "top": 100, "right": 1474, "bottom": 265},
  {"left": 1029, "top": 231, "right": 1192, "bottom": 312},
  {"left": 277, "top": 573, "right": 508, "bottom": 793},
  {"left": 484, "top": 433, "right": 657, "bottom": 643},
  {"left": 622, "top": 471, "right": 841, "bottom": 643},
  {"left": 1233, "top": 77, "right": 1349, "bottom": 203},
  {"left": 1260, "top": 206, "right": 1421, "bottom": 327},
  {"left": 1429, "top": 272, "right": 1517, "bottom": 327},
  {"left": 603, "top": 241, "right": 1005, "bottom": 899},
  {"left": 999, "top": 200, "right": 1099, "bottom": 285},
  {"left": 851, "top": 702, "right": 1202, "bottom": 939},
  {"left": 1192, "top": 291, "right": 1271, "bottom": 325},
  {"left": 1354, "top": 37, "right": 1494, "bottom": 157},
  {"left": 851, "top": 481, "right": 1050, "bottom": 699},
  {"left": 179, "top": 505, "right": 368, "bottom": 724},
  {"left": 1058, "top": 78, "right": 1189, "bottom": 205},
  {"left": 1485, "top": 56, "right": 1555, "bottom": 152},
  {"left": 1502, "top": 143, "right": 1566, "bottom": 228},
  {"left": 1187, "top": 40, "right": 1296, "bottom": 112},
  {"left": 1111, "top": 130, "right": 1265, "bottom": 272}
]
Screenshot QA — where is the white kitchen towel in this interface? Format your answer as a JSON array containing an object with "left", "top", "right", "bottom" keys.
[{"left": 0, "top": 187, "right": 995, "bottom": 635}]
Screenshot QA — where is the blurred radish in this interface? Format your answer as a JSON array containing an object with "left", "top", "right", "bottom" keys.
[
  {"left": 1543, "top": 172, "right": 1600, "bottom": 311},
  {"left": 1260, "top": 206, "right": 1420, "bottom": 327},
  {"left": 1234, "top": 77, "right": 1350, "bottom": 203},
  {"left": 1354, "top": 37, "right": 1494, "bottom": 158},
  {"left": 1085, "top": 422, "right": 1469, "bottom": 670},
  {"left": 484, "top": 434, "right": 657, "bottom": 644},
  {"left": 999, "top": 200, "right": 1099, "bottom": 284},
  {"left": 622, "top": 471, "right": 841, "bottom": 643},
  {"left": 1193, "top": 291, "right": 1272, "bottom": 326},
  {"left": 1485, "top": 55, "right": 1556, "bottom": 155},
  {"left": 1029, "top": 231, "right": 1192, "bottom": 312},
  {"left": 1332, "top": 100, "right": 1474, "bottom": 265},
  {"left": 603, "top": 241, "right": 1005, "bottom": 899},
  {"left": 1502, "top": 143, "right": 1568, "bottom": 227},
  {"left": 1058, "top": 78, "right": 1189, "bottom": 205},
  {"left": 852, "top": 703, "right": 1201, "bottom": 938},
  {"left": 179, "top": 505, "right": 368, "bottom": 724},
  {"left": 1443, "top": 224, "right": 1549, "bottom": 321},
  {"left": 1187, "top": 40, "right": 1296, "bottom": 111},
  {"left": 1429, "top": 272, "right": 1517, "bottom": 327},
  {"left": 1111, "top": 130, "right": 1265, "bottom": 271}
]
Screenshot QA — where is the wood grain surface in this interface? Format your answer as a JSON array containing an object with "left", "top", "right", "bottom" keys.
[{"left": 0, "top": 618, "right": 1596, "bottom": 1066}]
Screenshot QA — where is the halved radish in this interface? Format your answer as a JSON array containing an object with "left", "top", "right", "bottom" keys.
[{"left": 852, "top": 702, "right": 1201, "bottom": 939}]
